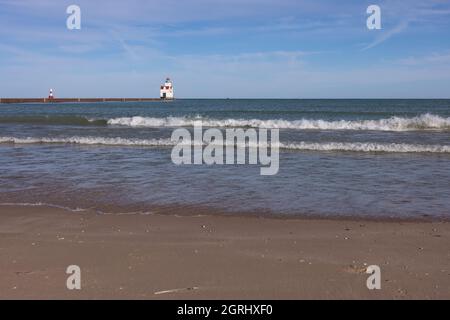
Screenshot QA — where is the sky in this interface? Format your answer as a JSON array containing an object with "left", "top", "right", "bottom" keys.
[{"left": 0, "top": 0, "right": 450, "bottom": 98}]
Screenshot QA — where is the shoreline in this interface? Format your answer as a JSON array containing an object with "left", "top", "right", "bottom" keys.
[
  {"left": 1, "top": 203, "right": 448, "bottom": 223},
  {"left": 0, "top": 205, "right": 448, "bottom": 299}
]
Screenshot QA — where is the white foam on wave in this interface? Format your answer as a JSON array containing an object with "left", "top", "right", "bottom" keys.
[
  {"left": 0, "top": 136, "right": 174, "bottom": 147},
  {"left": 107, "top": 113, "right": 450, "bottom": 131},
  {"left": 280, "top": 142, "right": 450, "bottom": 153},
  {"left": 1, "top": 136, "right": 450, "bottom": 153}
]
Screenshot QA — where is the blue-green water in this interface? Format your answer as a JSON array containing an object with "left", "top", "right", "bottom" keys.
[{"left": 0, "top": 99, "right": 449, "bottom": 219}]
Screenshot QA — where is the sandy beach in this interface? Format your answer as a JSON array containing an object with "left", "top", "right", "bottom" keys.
[{"left": 0, "top": 205, "right": 448, "bottom": 300}]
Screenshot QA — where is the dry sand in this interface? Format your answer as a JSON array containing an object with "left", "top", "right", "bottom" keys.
[{"left": 0, "top": 205, "right": 449, "bottom": 300}]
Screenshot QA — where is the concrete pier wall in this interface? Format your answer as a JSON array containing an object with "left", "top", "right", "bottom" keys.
[{"left": 0, "top": 98, "right": 165, "bottom": 104}]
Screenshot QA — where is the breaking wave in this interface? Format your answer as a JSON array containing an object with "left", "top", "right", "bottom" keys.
[
  {"left": 1, "top": 136, "right": 450, "bottom": 153},
  {"left": 0, "top": 136, "right": 174, "bottom": 147},
  {"left": 107, "top": 114, "right": 450, "bottom": 131},
  {"left": 2, "top": 114, "right": 449, "bottom": 131},
  {"left": 281, "top": 142, "right": 450, "bottom": 153}
]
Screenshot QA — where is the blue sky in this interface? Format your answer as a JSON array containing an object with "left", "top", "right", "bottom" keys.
[{"left": 1, "top": 0, "right": 450, "bottom": 98}]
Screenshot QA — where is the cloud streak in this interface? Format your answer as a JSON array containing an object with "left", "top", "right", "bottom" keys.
[{"left": 362, "top": 20, "right": 409, "bottom": 51}]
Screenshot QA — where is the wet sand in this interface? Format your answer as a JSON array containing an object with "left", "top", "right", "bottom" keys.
[{"left": 0, "top": 205, "right": 449, "bottom": 300}]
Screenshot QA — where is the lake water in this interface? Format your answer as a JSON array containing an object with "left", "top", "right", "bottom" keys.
[{"left": 1, "top": 99, "right": 449, "bottom": 219}]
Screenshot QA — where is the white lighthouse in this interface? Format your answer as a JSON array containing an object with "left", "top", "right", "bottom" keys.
[
  {"left": 48, "top": 89, "right": 54, "bottom": 100},
  {"left": 160, "top": 78, "right": 174, "bottom": 100}
]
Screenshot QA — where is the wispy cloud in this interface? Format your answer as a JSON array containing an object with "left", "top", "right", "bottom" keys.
[
  {"left": 362, "top": 20, "right": 409, "bottom": 51},
  {"left": 361, "top": 0, "right": 450, "bottom": 50},
  {"left": 398, "top": 51, "right": 450, "bottom": 66}
]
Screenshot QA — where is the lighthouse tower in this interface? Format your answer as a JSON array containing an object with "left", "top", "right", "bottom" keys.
[
  {"left": 48, "top": 89, "right": 54, "bottom": 100},
  {"left": 160, "top": 78, "right": 174, "bottom": 100}
]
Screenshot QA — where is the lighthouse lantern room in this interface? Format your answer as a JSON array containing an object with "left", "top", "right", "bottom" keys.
[{"left": 160, "top": 78, "right": 174, "bottom": 100}]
